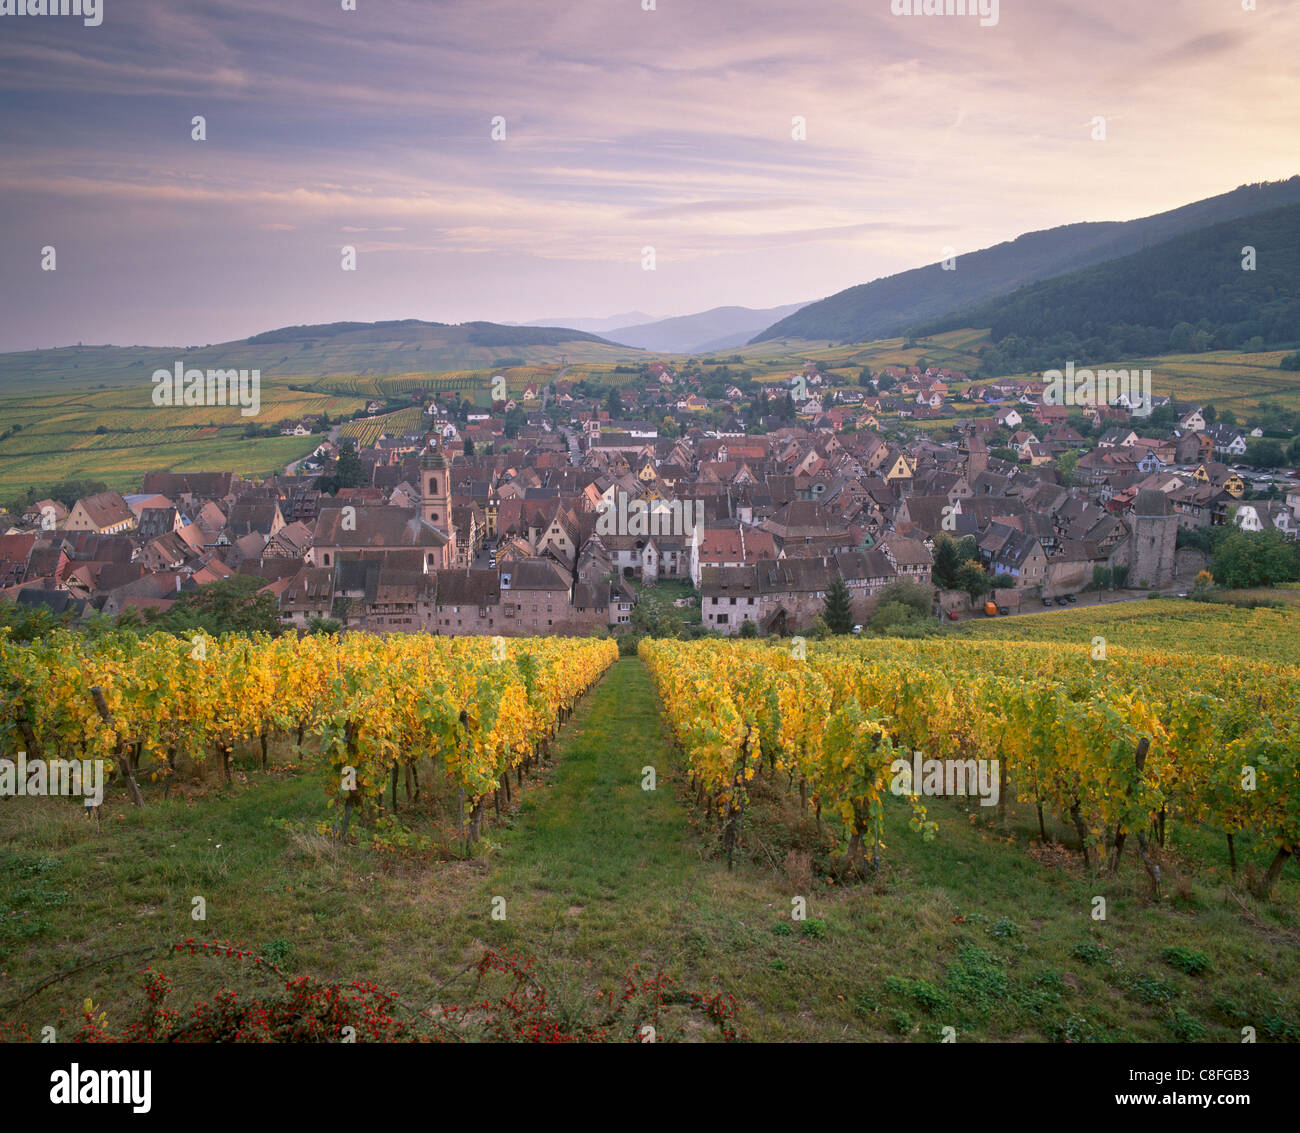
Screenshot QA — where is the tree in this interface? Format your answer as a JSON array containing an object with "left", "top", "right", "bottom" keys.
[
  {"left": 315, "top": 440, "right": 366, "bottom": 495},
  {"left": 1091, "top": 564, "right": 1112, "bottom": 590},
  {"left": 463, "top": 437, "right": 475, "bottom": 456},
  {"left": 1058, "top": 450, "right": 1080, "bottom": 484},
  {"left": 1279, "top": 351, "right": 1300, "bottom": 371},
  {"left": 0, "top": 597, "right": 75, "bottom": 642},
  {"left": 153, "top": 576, "right": 283, "bottom": 637},
  {"left": 306, "top": 616, "right": 343, "bottom": 635},
  {"left": 1169, "top": 321, "right": 1197, "bottom": 352},
  {"left": 858, "top": 367, "right": 873, "bottom": 387},
  {"left": 872, "top": 580, "right": 932, "bottom": 619},
  {"left": 822, "top": 576, "right": 855, "bottom": 635},
  {"left": 867, "top": 602, "right": 912, "bottom": 633},
  {"left": 1145, "top": 402, "right": 1178, "bottom": 431},
  {"left": 954, "top": 561, "right": 992, "bottom": 603},
  {"left": 1212, "top": 529, "right": 1300, "bottom": 589},
  {"left": 737, "top": 618, "right": 759, "bottom": 639},
  {"left": 606, "top": 387, "right": 622, "bottom": 418},
  {"left": 1246, "top": 438, "right": 1285, "bottom": 468},
  {"left": 932, "top": 535, "right": 960, "bottom": 589},
  {"left": 1112, "top": 564, "right": 1131, "bottom": 589}
]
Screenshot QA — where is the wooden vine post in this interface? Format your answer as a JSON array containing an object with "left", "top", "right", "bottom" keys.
[
  {"left": 90, "top": 685, "right": 144, "bottom": 808},
  {"left": 1108, "top": 735, "right": 1161, "bottom": 900}
]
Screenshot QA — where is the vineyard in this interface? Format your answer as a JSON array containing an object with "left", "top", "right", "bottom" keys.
[
  {"left": 0, "top": 630, "right": 617, "bottom": 845},
  {"left": 1, "top": 624, "right": 1298, "bottom": 1042},
  {"left": 336, "top": 407, "right": 428, "bottom": 446},
  {"left": 963, "top": 597, "right": 1300, "bottom": 666},
  {"left": 316, "top": 368, "right": 557, "bottom": 400},
  {"left": 641, "top": 636, "right": 1299, "bottom": 895}
]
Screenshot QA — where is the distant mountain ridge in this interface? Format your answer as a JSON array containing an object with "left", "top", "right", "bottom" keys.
[
  {"left": 753, "top": 177, "right": 1300, "bottom": 345},
  {"left": 607, "top": 302, "right": 811, "bottom": 354},
  {"left": 516, "top": 312, "right": 658, "bottom": 334}
]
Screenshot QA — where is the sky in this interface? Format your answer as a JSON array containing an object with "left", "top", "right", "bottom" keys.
[{"left": 1, "top": 0, "right": 1297, "bottom": 351}]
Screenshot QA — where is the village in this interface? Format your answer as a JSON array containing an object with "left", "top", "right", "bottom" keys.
[{"left": 2, "top": 359, "right": 1298, "bottom": 638}]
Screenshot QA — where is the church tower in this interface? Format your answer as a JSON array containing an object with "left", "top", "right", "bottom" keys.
[{"left": 420, "top": 436, "right": 456, "bottom": 569}]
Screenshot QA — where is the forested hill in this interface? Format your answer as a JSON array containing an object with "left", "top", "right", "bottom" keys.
[
  {"left": 920, "top": 202, "right": 1300, "bottom": 377},
  {"left": 751, "top": 177, "right": 1300, "bottom": 345}
]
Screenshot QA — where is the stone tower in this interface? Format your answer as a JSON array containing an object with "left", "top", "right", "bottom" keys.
[
  {"left": 1128, "top": 489, "right": 1177, "bottom": 589},
  {"left": 420, "top": 437, "right": 456, "bottom": 569},
  {"left": 961, "top": 429, "right": 988, "bottom": 481}
]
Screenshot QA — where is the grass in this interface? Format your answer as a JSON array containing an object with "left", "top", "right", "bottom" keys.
[{"left": 2, "top": 655, "right": 1297, "bottom": 1042}]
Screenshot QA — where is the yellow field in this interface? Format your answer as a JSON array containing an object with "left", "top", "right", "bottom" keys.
[
  {"left": 0, "top": 380, "right": 365, "bottom": 496},
  {"left": 336, "top": 407, "right": 428, "bottom": 446},
  {"left": 961, "top": 597, "right": 1300, "bottom": 667}
]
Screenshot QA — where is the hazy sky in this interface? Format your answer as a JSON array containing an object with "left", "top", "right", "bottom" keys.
[{"left": 1, "top": 0, "right": 1297, "bottom": 350}]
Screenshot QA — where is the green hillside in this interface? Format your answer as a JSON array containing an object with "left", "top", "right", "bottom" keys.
[
  {"left": 0, "top": 320, "right": 641, "bottom": 397},
  {"left": 754, "top": 177, "right": 1300, "bottom": 345},
  {"left": 925, "top": 204, "right": 1300, "bottom": 376}
]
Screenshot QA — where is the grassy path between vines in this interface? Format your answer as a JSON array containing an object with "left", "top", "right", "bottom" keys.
[{"left": 477, "top": 655, "right": 707, "bottom": 972}]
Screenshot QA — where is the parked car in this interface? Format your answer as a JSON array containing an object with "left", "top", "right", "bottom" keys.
[
  {"left": 1042, "top": 598, "right": 1054, "bottom": 608},
  {"left": 1065, "top": 594, "right": 1077, "bottom": 604},
  {"left": 983, "top": 601, "right": 998, "bottom": 617},
  {"left": 997, "top": 606, "right": 1010, "bottom": 616},
  {"left": 946, "top": 610, "right": 961, "bottom": 621},
  {"left": 1056, "top": 597, "right": 1068, "bottom": 607}
]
